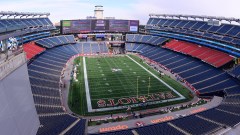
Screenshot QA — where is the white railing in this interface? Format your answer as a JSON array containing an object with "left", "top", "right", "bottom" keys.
[{"left": 0, "top": 52, "right": 26, "bottom": 80}]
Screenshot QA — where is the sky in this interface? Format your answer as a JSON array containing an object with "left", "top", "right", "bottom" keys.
[{"left": 1, "top": 0, "right": 240, "bottom": 24}]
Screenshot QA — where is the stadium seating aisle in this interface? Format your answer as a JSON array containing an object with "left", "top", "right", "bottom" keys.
[{"left": 65, "top": 119, "right": 87, "bottom": 135}]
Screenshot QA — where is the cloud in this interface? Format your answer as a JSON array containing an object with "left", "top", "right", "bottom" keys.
[
  {"left": 129, "top": 0, "right": 240, "bottom": 24},
  {"left": 0, "top": 0, "right": 240, "bottom": 24}
]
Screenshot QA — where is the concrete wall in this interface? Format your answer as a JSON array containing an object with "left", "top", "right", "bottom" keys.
[{"left": 0, "top": 63, "right": 40, "bottom": 135}]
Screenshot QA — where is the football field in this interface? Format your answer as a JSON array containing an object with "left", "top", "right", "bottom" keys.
[
  {"left": 84, "top": 55, "right": 185, "bottom": 112},
  {"left": 68, "top": 55, "right": 192, "bottom": 115}
]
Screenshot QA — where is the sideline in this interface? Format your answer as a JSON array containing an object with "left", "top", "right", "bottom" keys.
[
  {"left": 126, "top": 55, "right": 185, "bottom": 99},
  {"left": 84, "top": 55, "right": 185, "bottom": 112},
  {"left": 83, "top": 57, "right": 93, "bottom": 112}
]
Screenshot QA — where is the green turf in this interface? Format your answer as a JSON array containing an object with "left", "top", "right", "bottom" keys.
[
  {"left": 68, "top": 57, "right": 87, "bottom": 115},
  {"left": 86, "top": 55, "right": 181, "bottom": 109},
  {"left": 68, "top": 54, "right": 193, "bottom": 116}
]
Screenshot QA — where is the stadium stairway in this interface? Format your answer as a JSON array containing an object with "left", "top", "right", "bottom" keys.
[{"left": 59, "top": 119, "right": 81, "bottom": 135}]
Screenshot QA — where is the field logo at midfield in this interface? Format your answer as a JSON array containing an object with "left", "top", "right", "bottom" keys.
[
  {"left": 111, "top": 68, "right": 122, "bottom": 72},
  {"left": 97, "top": 91, "right": 176, "bottom": 108}
]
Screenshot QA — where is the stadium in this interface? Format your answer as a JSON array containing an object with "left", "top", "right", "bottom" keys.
[{"left": 0, "top": 1, "right": 240, "bottom": 135}]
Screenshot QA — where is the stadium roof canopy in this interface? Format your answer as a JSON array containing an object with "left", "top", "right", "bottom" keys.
[
  {"left": 0, "top": 11, "right": 50, "bottom": 19},
  {"left": 149, "top": 14, "right": 240, "bottom": 24}
]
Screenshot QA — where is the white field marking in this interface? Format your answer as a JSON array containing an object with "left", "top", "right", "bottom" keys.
[
  {"left": 126, "top": 55, "right": 185, "bottom": 100},
  {"left": 83, "top": 57, "right": 93, "bottom": 112},
  {"left": 84, "top": 56, "right": 186, "bottom": 112},
  {"left": 90, "top": 86, "right": 167, "bottom": 93},
  {"left": 92, "top": 96, "right": 185, "bottom": 112}
]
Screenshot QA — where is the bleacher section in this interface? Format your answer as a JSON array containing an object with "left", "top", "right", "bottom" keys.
[
  {"left": 17, "top": 32, "right": 51, "bottom": 44},
  {"left": 37, "top": 114, "right": 78, "bottom": 135},
  {"left": 27, "top": 42, "right": 111, "bottom": 135},
  {"left": 127, "top": 43, "right": 240, "bottom": 94},
  {"left": 146, "top": 17, "right": 240, "bottom": 46},
  {"left": 92, "top": 122, "right": 185, "bottom": 135},
  {"left": 23, "top": 42, "right": 45, "bottom": 60},
  {"left": 36, "top": 35, "right": 76, "bottom": 48},
  {"left": 28, "top": 44, "right": 86, "bottom": 134},
  {"left": 25, "top": 39, "right": 240, "bottom": 134},
  {"left": 163, "top": 40, "right": 234, "bottom": 67},
  {"left": 170, "top": 115, "right": 221, "bottom": 135},
  {"left": 65, "top": 119, "right": 86, "bottom": 135},
  {"left": 146, "top": 17, "right": 240, "bottom": 57},
  {"left": 125, "top": 41, "right": 240, "bottom": 134},
  {"left": 0, "top": 17, "right": 55, "bottom": 33},
  {"left": 229, "top": 65, "right": 240, "bottom": 79},
  {"left": 126, "top": 34, "right": 169, "bottom": 46},
  {"left": 197, "top": 108, "right": 240, "bottom": 127}
]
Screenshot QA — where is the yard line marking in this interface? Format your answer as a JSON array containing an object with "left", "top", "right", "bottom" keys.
[
  {"left": 84, "top": 56, "right": 186, "bottom": 112},
  {"left": 106, "top": 57, "right": 134, "bottom": 95},
  {"left": 83, "top": 57, "right": 93, "bottom": 112},
  {"left": 126, "top": 55, "right": 185, "bottom": 99}
]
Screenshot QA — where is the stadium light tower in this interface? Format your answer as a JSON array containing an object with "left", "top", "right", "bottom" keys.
[{"left": 94, "top": 5, "right": 104, "bottom": 19}]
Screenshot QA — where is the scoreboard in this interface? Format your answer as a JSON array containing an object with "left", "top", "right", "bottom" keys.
[
  {"left": 62, "top": 20, "right": 91, "bottom": 33},
  {"left": 61, "top": 19, "right": 139, "bottom": 34},
  {"left": 91, "top": 20, "right": 109, "bottom": 31}
]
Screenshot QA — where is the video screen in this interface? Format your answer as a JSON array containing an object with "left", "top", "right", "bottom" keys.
[
  {"left": 91, "top": 20, "right": 109, "bottom": 31},
  {"left": 61, "top": 19, "right": 139, "bottom": 34},
  {"left": 109, "top": 20, "right": 129, "bottom": 32}
]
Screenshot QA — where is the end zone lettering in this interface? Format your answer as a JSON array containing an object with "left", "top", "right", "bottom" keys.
[
  {"left": 97, "top": 91, "right": 176, "bottom": 108},
  {"left": 99, "top": 125, "right": 128, "bottom": 133}
]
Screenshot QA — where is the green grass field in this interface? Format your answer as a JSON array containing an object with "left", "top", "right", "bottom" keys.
[{"left": 68, "top": 55, "right": 193, "bottom": 116}]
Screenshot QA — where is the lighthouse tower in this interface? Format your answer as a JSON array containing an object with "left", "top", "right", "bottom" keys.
[{"left": 94, "top": 5, "right": 104, "bottom": 19}]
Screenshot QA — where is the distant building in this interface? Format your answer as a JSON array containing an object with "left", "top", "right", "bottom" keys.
[
  {"left": 94, "top": 5, "right": 104, "bottom": 19},
  {"left": 86, "top": 5, "right": 115, "bottom": 20}
]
